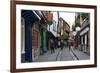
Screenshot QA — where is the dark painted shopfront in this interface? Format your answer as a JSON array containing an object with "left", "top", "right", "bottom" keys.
[{"left": 21, "top": 10, "right": 40, "bottom": 62}]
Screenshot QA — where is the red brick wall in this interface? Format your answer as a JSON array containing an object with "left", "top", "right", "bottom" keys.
[{"left": 32, "top": 23, "right": 40, "bottom": 49}]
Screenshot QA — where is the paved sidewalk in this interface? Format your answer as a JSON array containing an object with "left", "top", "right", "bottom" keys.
[
  {"left": 57, "top": 47, "right": 73, "bottom": 61},
  {"left": 34, "top": 47, "right": 74, "bottom": 62},
  {"left": 71, "top": 48, "right": 90, "bottom": 60},
  {"left": 34, "top": 48, "right": 61, "bottom": 62},
  {"left": 34, "top": 47, "right": 90, "bottom": 62}
]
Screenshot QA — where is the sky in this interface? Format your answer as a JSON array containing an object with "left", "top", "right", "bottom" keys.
[
  {"left": 59, "top": 12, "right": 75, "bottom": 30},
  {"left": 51, "top": 11, "right": 75, "bottom": 30},
  {"left": 49, "top": 11, "right": 75, "bottom": 36}
]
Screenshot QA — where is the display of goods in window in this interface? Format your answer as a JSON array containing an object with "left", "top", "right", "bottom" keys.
[{"left": 47, "top": 12, "right": 53, "bottom": 25}]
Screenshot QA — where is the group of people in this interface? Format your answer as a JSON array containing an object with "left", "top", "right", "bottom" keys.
[
  {"left": 50, "top": 39, "right": 65, "bottom": 54},
  {"left": 50, "top": 39, "right": 78, "bottom": 54}
]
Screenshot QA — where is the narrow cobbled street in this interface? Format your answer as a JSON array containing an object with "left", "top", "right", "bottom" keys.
[{"left": 34, "top": 47, "right": 90, "bottom": 62}]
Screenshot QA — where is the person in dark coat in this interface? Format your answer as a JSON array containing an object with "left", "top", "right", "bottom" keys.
[
  {"left": 68, "top": 41, "right": 71, "bottom": 50},
  {"left": 60, "top": 40, "right": 64, "bottom": 50},
  {"left": 50, "top": 39, "right": 55, "bottom": 54}
]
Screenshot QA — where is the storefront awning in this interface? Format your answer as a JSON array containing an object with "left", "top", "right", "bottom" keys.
[{"left": 80, "top": 27, "right": 89, "bottom": 36}]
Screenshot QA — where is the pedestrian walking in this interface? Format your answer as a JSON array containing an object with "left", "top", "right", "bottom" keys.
[
  {"left": 58, "top": 41, "right": 60, "bottom": 48},
  {"left": 50, "top": 39, "right": 55, "bottom": 54},
  {"left": 73, "top": 40, "right": 77, "bottom": 49},
  {"left": 60, "top": 40, "right": 64, "bottom": 50},
  {"left": 68, "top": 41, "right": 71, "bottom": 50}
]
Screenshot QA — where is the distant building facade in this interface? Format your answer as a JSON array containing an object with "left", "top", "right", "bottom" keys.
[
  {"left": 79, "top": 17, "right": 90, "bottom": 55},
  {"left": 58, "top": 17, "right": 70, "bottom": 45},
  {"left": 74, "top": 13, "right": 90, "bottom": 55}
]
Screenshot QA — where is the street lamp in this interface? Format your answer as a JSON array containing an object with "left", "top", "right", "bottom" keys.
[{"left": 75, "top": 26, "right": 81, "bottom": 32}]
